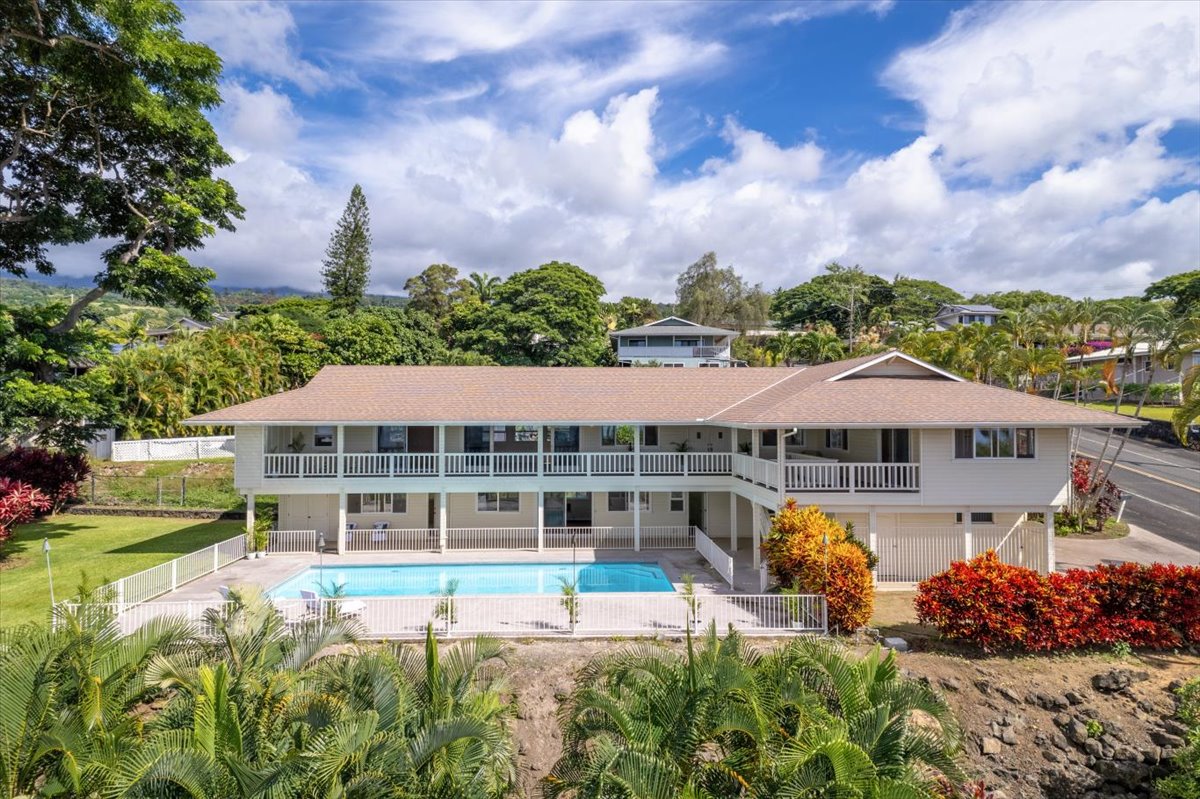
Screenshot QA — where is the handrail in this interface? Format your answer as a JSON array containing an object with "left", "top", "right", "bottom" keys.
[{"left": 694, "top": 526, "right": 735, "bottom": 589}]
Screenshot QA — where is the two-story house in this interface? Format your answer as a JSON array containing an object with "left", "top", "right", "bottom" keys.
[
  {"left": 187, "top": 350, "right": 1133, "bottom": 581},
  {"left": 611, "top": 316, "right": 741, "bottom": 366},
  {"left": 932, "top": 304, "right": 1004, "bottom": 330}
]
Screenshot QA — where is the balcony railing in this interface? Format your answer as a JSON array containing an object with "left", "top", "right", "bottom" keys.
[
  {"left": 260, "top": 452, "right": 920, "bottom": 493},
  {"left": 617, "top": 345, "right": 729, "bottom": 359},
  {"left": 262, "top": 451, "right": 735, "bottom": 479}
]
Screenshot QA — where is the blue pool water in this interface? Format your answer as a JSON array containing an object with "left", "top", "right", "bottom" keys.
[{"left": 269, "top": 562, "right": 675, "bottom": 597}]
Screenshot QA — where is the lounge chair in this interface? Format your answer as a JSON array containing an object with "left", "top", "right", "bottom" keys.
[
  {"left": 370, "top": 521, "right": 389, "bottom": 544},
  {"left": 299, "top": 588, "right": 366, "bottom": 618},
  {"left": 217, "top": 585, "right": 230, "bottom": 600}
]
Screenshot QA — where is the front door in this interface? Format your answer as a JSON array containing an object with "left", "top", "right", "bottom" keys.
[
  {"left": 545, "top": 493, "right": 566, "bottom": 527},
  {"left": 687, "top": 491, "right": 705, "bottom": 528},
  {"left": 881, "top": 429, "right": 911, "bottom": 463}
]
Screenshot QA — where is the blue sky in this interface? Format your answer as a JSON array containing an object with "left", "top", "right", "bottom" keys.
[{"left": 114, "top": 0, "right": 1200, "bottom": 300}]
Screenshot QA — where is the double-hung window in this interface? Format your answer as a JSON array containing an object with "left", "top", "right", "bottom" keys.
[
  {"left": 669, "top": 491, "right": 685, "bottom": 512},
  {"left": 348, "top": 493, "right": 406, "bottom": 513},
  {"left": 607, "top": 492, "right": 650, "bottom": 512},
  {"left": 477, "top": 492, "right": 520, "bottom": 512},
  {"left": 601, "top": 426, "right": 617, "bottom": 446},
  {"left": 954, "top": 428, "right": 1036, "bottom": 459}
]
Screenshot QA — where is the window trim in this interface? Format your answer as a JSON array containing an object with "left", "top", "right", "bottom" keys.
[
  {"left": 669, "top": 491, "right": 684, "bottom": 513},
  {"left": 954, "top": 427, "right": 1036, "bottom": 460},
  {"left": 955, "top": 512, "right": 995, "bottom": 524},
  {"left": 825, "top": 428, "right": 848, "bottom": 450},
  {"left": 354, "top": 493, "right": 406, "bottom": 514},
  {"left": 607, "top": 492, "right": 651, "bottom": 513},
  {"left": 600, "top": 425, "right": 617, "bottom": 446},
  {"left": 313, "top": 425, "right": 334, "bottom": 448},
  {"left": 477, "top": 492, "right": 521, "bottom": 513}
]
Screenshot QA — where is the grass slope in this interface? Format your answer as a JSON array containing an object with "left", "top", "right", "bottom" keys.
[
  {"left": 1077, "top": 401, "right": 1180, "bottom": 422},
  {"left": 0, "top": 515, "right": 244, "bottom": 627}
]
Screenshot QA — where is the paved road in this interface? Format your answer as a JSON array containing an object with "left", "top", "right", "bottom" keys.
[{"left": 1075, "top": 430, "right": 1199, "bottom": 552}]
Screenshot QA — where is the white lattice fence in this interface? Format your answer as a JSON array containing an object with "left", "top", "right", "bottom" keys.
[{"left": 111, "top": 435, "right": 234, "bottom": 462}]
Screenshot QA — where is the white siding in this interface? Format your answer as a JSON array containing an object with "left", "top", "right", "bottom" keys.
[
  {"left": 591, "top": 491, "right": 689, "bottom": 527},
  {"left": 448, "top": 491, "right": 538, "bottom": 527},
  {"left": 918, "top": 428, "right": 1070, "bottom": 507},
  {"left": 234, "top": 426, "right": 264, "bottom": 489}
]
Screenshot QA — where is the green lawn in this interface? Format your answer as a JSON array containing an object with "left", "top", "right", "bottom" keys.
[
  {"left": 1077, "top": 401, "right": 1181, "bottom": 422},
  {"left": 0, "top": 515, "right": 245, "bottom": 628}
]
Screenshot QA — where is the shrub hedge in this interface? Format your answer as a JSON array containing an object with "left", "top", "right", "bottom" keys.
[{"left": 915, "top": 552, "right": 1200, "bottom": 652}]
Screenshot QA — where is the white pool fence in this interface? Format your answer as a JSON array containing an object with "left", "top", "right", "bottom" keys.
[{"left": 95, "top": 534, "right": 247, "bottom": 605}]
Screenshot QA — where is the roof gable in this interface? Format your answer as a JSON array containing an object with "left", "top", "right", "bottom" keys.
[{"left": 649, "top": 316, "right": 696, "bottom": 327}]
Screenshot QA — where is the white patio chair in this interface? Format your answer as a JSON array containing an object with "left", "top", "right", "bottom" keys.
[
  {"left": 217, "top": 585, "right": 230, "bottom": 600},
  {"left": 299, "top": 588, "right": 366, "bottom": 619},
  {"left": 344, "top": 522, "right": 357, "bottom": 548},
  {"left": 370, "top": 521, "right": 389, "bottom": 544}
]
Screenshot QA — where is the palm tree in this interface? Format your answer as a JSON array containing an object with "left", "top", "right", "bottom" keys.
[
  {"left": 794, "top": 328, "right": 846, "bottom": 365},
  {"left": 1008, "top": 346, "right": 1064, "bottom": 394},
  {"left": 544, "top": 627, "right": 964, "bottom": 798},
  {"left": 1174, "top": 363, "right": 1200, "bottom": 444},
  {"left": 468, "top": 272, "right": 502, "bottom": 304}
]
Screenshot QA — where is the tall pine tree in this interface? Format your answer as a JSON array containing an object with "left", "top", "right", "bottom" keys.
[{"left": 322, "top": 185, "right": 372, "bottom": 310}]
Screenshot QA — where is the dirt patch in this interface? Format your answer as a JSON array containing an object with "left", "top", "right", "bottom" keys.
[{"left": 500, "top": 637, "right": 1198, "bottom": 798}]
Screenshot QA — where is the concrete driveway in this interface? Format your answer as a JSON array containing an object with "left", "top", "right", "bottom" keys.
[{"left": 1055, "top": 524, "right": 1199, "bottom": 570}]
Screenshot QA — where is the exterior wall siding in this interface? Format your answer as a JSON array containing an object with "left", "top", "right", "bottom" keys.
[
  {"left": 234, "top": 426, "right": 264, "bottom": 488},
  {"left": 917, "top": 428, "right": 1070, "bottom": 507}
]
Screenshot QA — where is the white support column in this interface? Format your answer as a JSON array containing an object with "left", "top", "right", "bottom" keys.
[
  {"left": 634, "top": 425, "right": 641, "bottom": 477},
  {"left": 751, "top": 429, "right": 760, "bottom": 460},
  {"left": 336, "top": 491, "right": 347, "bottom": 555},
  {"left": 336, "top": 425, "right": 344, "bottom": 479},
  {"left": 776, "top": 428, "right": 786, "bottom": 502},
  {"left": 1045, "top": 505, "right": 1056, "bottom": 574},
  {"left": 751, "top": 503, "right": 761, "bottom": 569},
  {"left": 437, "top": 425, "right": 445, "bottom": 478},
  {"left": 963, "top": 509, "right": 973, "bottom": 560},
  {"left": 633, "top": 491, "right": 641, "bottom": 552},
  {"left": 537, "top": 490, "right": 545, "bottom": 552},
  {"left": 439, "top": 491, "right": 448, "bottom": 552},
  {"left": 537, "top": 425, "right": 545, "bottom": 477},
  {"left": 245, "top": 492, "right": 255, "bottom": 535},
  {"left": 729, "top": 491, "right": 738, "bottom": 552},
  {"left": 868, "top": 509, "right": 878, "bottom": 583}
]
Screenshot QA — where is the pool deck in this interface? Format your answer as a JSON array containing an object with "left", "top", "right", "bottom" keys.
[{"left": 158, "top": 543, "right": 764, "bottom": 605}]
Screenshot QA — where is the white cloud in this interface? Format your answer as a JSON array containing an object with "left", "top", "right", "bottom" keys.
[
  {"left": 182, "top": 1, "right": 331, "bottom": 92},
  {"left": 218, "top": 84, "right": 301, "bottom": 152},
  {"left": 883, "top": 0, "right": 1200, "bottom": 180}
]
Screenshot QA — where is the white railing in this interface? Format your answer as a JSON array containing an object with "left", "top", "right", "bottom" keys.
[
  {"left": 267, "top": 529, "right": 318, "bottom": 553},
  {"left": 732, "top": 454, "right": 780, "bottom": 491},
  {"left": 262, "top": 451, "right": 747, "bottom": 479},
  {"left": 344, "top": 527, "right": 438, "bottom": 552},
  {"left": 75, "top": 593, "right": 826, "bottom": 638},
  {"left": 446, "top": 527, "right": 538, "bottom": 550},
  {"left": 617, "top": 345, "right": 731, "bottom": 360},
  {"left": 694, "top": 526, "right": 735, "bottom": 588},
  {"left": 784, "top": 463, "right": 920, "bottom": 493},
  {"left": 975, "top": 522, "right": 1048, "bottom": 573},
  {"left": 263, "top": 453, "right": 337, "bottom": 478},
  {"left": 544, "top": 526, "right": 634, "bottom": 549},
  {"left": 111, "top": 435, "right": 234, "bottom": 462},
  {"left": 639, "top": 525, "right": 695, "bottom": 548},
  {"left": 96, "top": 534, "right": 246, "bottom": 605},
  {"left": 343, "top": 453, "right": 438, "bottom": 477}
]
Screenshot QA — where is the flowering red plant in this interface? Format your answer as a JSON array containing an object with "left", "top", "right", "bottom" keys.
[{"left": 0, "top": 478, "right": 52, "bottom": 548}]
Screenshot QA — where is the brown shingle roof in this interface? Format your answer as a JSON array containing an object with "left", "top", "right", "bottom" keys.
[{"left": 185, "top": 352, "right": 1141, "bottom": 428}]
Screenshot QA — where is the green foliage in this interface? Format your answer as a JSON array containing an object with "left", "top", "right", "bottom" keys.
[
  {"left": 108, "top": 322, "right": 285, "bottom": 437},
  {"left": 888, "top": 275, "right": 965, "bottom": 321},
  {"left": 967, "top": 289, "right": 1072, "bottom": 311},
  {"left": 451, "top": 261, "right": 611, "bottom": 365},
  {"left": 322, "top": 308, "right": 448, "bottom": 366},
  {"left": 2, "top": 0, "right": 242, "bottom": 320},
  {"left": 238, "top": 313, "right": 326, "bottom": 387},
  {"left": 545, "top": 629, "right": 964, "bottom": 798},
  {"left": 1144, "top": 270, "right": 1200, "bottom": 317},
  {"left": 675, "top": 251, "right": 770, "bottom": 330},
  {"left": 0, "top": 302, "right": 117, "bottom": 450},
  {"left": 770, "top": 263, "right": 891, "bottom": 335},
  {"left": 604, "top": 296, "right": 661, "bottom": 330},
  {"left": 405, "top": 263, "right": 469, "bottom": 322},
  {"left": 0, "top": 591, "right": 517, "bottom": 798},
  {"left": 1158, "top": 678, "right": 1200, "bottom": 799},
  {"left": 238, "top": 295, "right": 331, "bottom": 332},
  {"left": 321, "top": 184, "right": 372, "bottom": 310},
  {"left": 1085, "top": 719, "right": 1104, "bottom": 739}
]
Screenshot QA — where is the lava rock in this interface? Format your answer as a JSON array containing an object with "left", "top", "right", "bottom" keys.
[
  {"left": 1067, "top": 720, "right": 1091, "bottom": 746},
  {"left": 1092, "top": 669, "right": 1149, "bottom": 693},
  {"left": 981, "top": 736, "right": 1003, "bottom": 756},
  {"left": 938, "top": 676, "right": 962, "bottom": 692},
  {"left": 1151, "top": 730, "right": 1185, "bottom": 748}
]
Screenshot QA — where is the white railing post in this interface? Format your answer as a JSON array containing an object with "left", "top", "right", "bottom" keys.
[
  {"left": 337, "top": 492, "right": 347, "bottom": 555},
  {"left": 1045, "top": 505, "right": 1056, "bottom": 574},
  {"left": 438, "top": 426, "right": 445, "bottom": 478},
  {"left": 776, "top": 428, "right": 785, "bottom": 502},
  {"left": 336, "top": 425, "right": 344, "bottom": 479},
  {"left": 729, "top": 491, "right": 738, "bottom": 552},
  {"left": 963, "top": 510, "right": 973, "bottom": 560},
  {"left": 212, "top": 543, "right": 219, "bottom": 574},
  {"left": 171, "top": 560, "right": 177, "bottom": 592},
  {"left": 633, "top": 493, "right": 641, "bottom": 552},
  {"left": 439, "top": 491, "right": 448, "bottom": 552},
  {"left": 537, "top": 426, "right": 544, "bottom": 477},
  {"left": 634, "top": 426, "right": 641, "bottom": 478},
  {"left": 537, "top": 491, "right": 545, "bottom": 552}
]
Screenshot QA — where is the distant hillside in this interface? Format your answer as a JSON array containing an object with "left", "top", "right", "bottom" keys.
[{"left": 0, "top": 276, "right": 407, "bottom": 323}]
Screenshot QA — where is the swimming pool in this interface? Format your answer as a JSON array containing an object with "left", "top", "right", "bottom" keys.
[{"left": 269, "top": 562, "right": 675, "bottom": 597}]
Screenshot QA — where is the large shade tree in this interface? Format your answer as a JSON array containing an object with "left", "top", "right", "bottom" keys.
[
  {"left": 451, "top": 262, "right": 611, "bottom": 366},
  {"left": 675, "top": 251, "right": 770, "bottom": 330}
]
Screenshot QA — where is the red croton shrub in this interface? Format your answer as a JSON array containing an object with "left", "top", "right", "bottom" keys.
[
  {"left": 915, "top": 551, "right": 1200, "bottom": 652},
  {"left": 0, "top": 478, "right": 52, "bottom": 547},
  {"left": 0, "top": 447, "right": 90, "bottom": 513}
]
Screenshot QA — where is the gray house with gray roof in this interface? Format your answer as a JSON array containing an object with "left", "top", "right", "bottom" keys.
[{"left": 610, "top": 316, "right": 742, "bottom": 367}]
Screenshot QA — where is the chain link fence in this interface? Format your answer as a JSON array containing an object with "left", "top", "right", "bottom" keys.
[{"left": 86, "top": 474, "right": 242, "bottom": 510}]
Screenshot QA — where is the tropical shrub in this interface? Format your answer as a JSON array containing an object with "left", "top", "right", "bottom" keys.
[
  {"left": 1067, "top": 456, "right": 1122, "bottom": 529},
  {"left": 916, "top": 552, "right": 1200, "bottom": 651},
  {"left": 0, "top": 589, "right": 518, "bottom": 798},
  {"left": 761, "top": 500, "right": 874, "bottom": 631},
  {"left": 0, "top": 446, "right": 90, "bottom": 512},
  {"left": 545, "top": 627, "right": 965, "bottom": 798},
  {"left": 0, "top": 478, "right": 51, "bottom": 548},
  {"left": 1158, "top": 679, "right": 1200, "bottom": 799}
]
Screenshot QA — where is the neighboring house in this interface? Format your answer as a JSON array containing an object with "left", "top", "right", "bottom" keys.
[
  {"left": 1066, "top": 342, "right": 1198, "bottom": 399},
  {"left": 932, "top": 304, "right": 1004, "bottom": 330},
  {"left": 610, "top": 316, "right": 742, "bottom": 367},
  {"left": 144, "top": 316, "right": 216, "bottom": 345},
  {"left": 187, "top": 350, "right": 1133, "bottom": 580}
]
